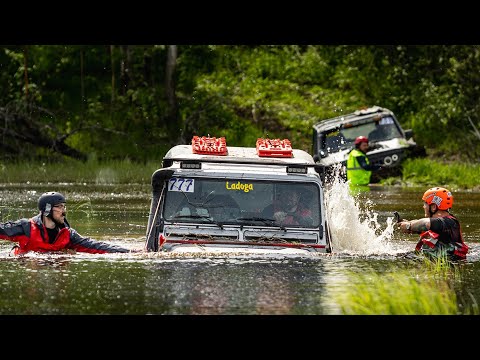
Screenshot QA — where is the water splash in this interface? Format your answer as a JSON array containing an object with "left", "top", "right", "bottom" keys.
[{"left": 324, "top": 164, "right": 399, "bottom": 255}]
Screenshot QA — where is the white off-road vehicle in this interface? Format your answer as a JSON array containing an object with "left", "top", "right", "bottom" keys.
[{"left": 145, "top": 136, "right": 333, "bottom": 255}]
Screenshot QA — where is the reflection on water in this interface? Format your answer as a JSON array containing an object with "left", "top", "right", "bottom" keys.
[
  {"left": 2, "top": 251, "right": 480, "bottom": 315},
  {"left": 0, "top": 181, "right": 479, "bottom": 314}
]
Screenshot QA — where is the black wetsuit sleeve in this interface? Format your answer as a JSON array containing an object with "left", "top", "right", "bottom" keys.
[
  {"left": 68, "top": 229, "right": 130, "bottom": 253},
  {"left": 0, "top": 219, "right": 30, "bottom": 237},
  {"left": 357, "top": 155, "right": 381, "bottom": 171}
]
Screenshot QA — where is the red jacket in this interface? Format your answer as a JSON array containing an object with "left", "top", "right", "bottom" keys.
[
  {"left": 0, "top": 214, "right": 130, "bottom": 255},
  {"left": 263, "top": 201, "right": 314, "bottom": 226}
]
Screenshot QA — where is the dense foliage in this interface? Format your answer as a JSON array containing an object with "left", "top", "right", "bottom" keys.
[{"left": 1, "top": 45, "right": 479, "bottom": 162}]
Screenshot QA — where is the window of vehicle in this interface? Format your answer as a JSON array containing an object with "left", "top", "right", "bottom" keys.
[
  {"left": 324, "top": 130, "right": 347, "bottom": 153},
  {"left": 163, "top": 177, "right": 321, "bottom": 228},
  {"left": 334, "top": 117, "right": 403, "bottom": 149}
]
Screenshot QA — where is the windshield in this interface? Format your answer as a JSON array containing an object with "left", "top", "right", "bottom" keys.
[
  {"left": 163, "top": 177, "right": 321, "bottom": 228},
  {"left": 322, "top": 116, "right": 403, "bottom": 154}
]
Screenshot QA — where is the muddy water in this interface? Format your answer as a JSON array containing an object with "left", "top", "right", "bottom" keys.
[{"left": 0, "top": 182, "right": 479, "bottom": 314}]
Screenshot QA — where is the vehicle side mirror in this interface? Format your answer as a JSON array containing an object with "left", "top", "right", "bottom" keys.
[
  {"left": 404, "top": 129, "right": 413, "bottom": 139},
  {"left": 151, "top": 168, "right": 175, "bottom": 189}
]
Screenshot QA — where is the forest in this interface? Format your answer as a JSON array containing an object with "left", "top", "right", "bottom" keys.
[{"left": 1, "top": 45, "right": 479, "bottom": 163}]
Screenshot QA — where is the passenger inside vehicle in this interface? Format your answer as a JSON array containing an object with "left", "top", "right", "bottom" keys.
[
  {"left": 262, "top": 186, "right": 314, "bottom": 227},
  {"left": 368, "top": 117, "right": 399, "bottom": 142}
]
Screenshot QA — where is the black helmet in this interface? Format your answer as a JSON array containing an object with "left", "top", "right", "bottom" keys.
[{"left": 38, "top": 191, "right": 66, "bottom": 216}]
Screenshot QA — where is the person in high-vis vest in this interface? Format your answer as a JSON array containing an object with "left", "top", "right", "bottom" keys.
[
  {"left": 397, "top": 187, "right": 468, "bottom": 262},
  {"left": 346, "top": 136, "right": 381, "bottom": 193},
  {"left": 0, "top": 191, "right": 136, "bottom": 255}
]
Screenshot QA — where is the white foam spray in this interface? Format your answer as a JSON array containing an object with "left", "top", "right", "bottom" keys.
[{"left": 324, "top": 164, "right": 400, "bottom": 255}]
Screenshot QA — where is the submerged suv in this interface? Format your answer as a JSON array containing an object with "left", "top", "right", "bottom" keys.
[
  {"left": 312, "top": 106, "right": 424, "bottom": 181},
  {"left": 145, "top": 136, "right": 333, "bottom": 255}
]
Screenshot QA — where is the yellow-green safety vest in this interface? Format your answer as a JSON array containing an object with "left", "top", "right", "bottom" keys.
[{"left": 347, "top": 149, "right": 371, "bottom": 186}]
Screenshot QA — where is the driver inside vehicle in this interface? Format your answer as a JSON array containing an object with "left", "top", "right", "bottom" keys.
[
  {"left": 368, "top": 117, "right": 396, "bottom": 142},
  {"left": 262, "top": 187, "right": 314, "bottom": 226}
]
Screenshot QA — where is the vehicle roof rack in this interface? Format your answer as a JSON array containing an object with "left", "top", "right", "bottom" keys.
[
  {"left": 192, "top": 136, "right": 228, "bottom": 156},
  {"left": 256, "top": 138, "right": 293, "bottom": 158}
]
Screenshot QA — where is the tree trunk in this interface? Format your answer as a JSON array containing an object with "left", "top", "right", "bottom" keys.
[
  {"left": 165, "top": 45, "right": 179, "bottom": 143},
  {"left": 0, "top": 106, "right": 88, "bottom": 160},
  {"left": 23, "top": 46, "right": 29, "bottom": 100},
  {"left": 110, "top": 45, "right": 116, "bottom": 103},
  {"left": 80, "top": 48, "right": 85, "bottom": 121},
  {"left": 120, "top": 45, "right": 130, "bottom": 96},
  {"left": 144, "top": 46, "right": 153, "bottom": 87}
]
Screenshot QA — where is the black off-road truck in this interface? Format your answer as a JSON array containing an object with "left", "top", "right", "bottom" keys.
[{"left": 312, "top": 106, "right": 425, "bottom": 182}]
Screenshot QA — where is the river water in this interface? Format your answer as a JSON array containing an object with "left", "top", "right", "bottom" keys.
[{"left": 0, "top": 180, "right": 479, "bottom": 315}]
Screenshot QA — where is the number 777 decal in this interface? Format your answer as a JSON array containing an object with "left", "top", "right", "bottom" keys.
[{"left": 168, "top": 178, "right": 195, "bottom": 192}]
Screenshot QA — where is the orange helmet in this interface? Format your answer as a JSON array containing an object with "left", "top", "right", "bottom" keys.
[
  {"left": 422, "top": 187, "right": 453, "bottom": 210},
  {"left": 354, "top": 136, "right": 369, "bottom": 145}
]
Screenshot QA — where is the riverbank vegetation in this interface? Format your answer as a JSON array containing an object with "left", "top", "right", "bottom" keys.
[
  {"left": 0, "top": 159, "right": 159, "bottom": 184},
  {"left": 1, "top": 45, "right": 480, "bottom": 165},
  {"left": 1, "top": 157, "right": 479, "bottom": 190},
  {"left": 383, "top": 158, "right": 480, "bottom": 190}
]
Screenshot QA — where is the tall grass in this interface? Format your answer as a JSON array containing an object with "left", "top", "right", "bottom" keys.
[
  {"left": 335, "top": 268, "right": 459, "bottom": 315},
  {"left": 0, "top": 159, "right": 161, "bottom": 184},
  {"left": 420, "top": 248, "right": 460, "bottom": 276},
  {"left": 334, "top": 254, "right": 480, "bottom": 315}
]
